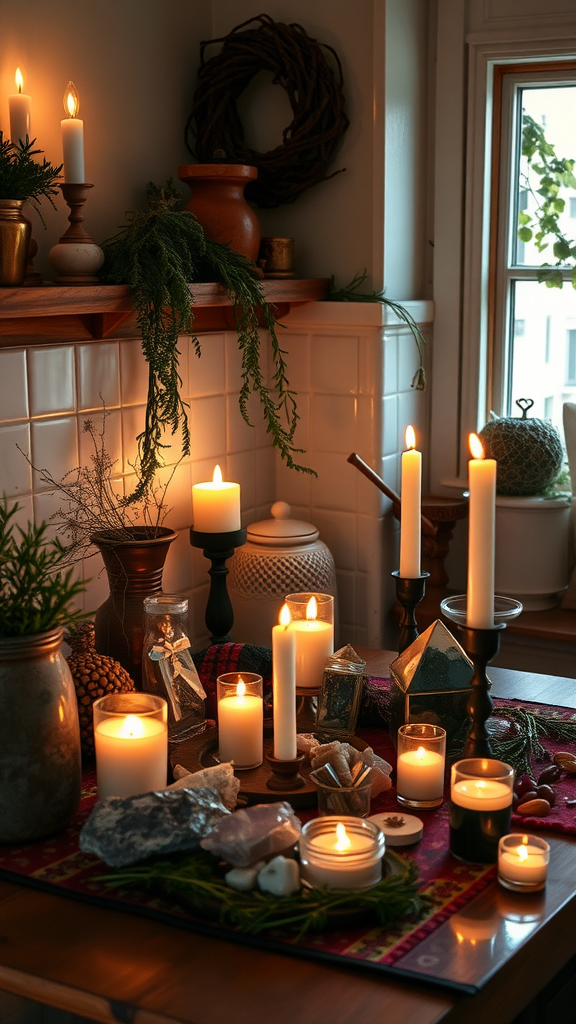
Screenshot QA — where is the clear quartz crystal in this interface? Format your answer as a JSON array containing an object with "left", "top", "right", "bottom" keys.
[{"left": 142, "top": 595, "right": 206, "bottom": 742}]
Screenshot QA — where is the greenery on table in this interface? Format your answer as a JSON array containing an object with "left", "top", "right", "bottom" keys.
[
  {"left": 449, "top": 706, "right": 576, "bottom": 776},
  {"left": 518, "top": 114, "right": 576, "bottom": 290},
  {"left": 0, "top": 502, "right": 85, "bottom": 638},
  {"left": 327, "top": 271, "right": 427, "bottom": 389},
  {"left": 100, "top": 848, "right": 428, "bottom": 939},
  {"left": 0, "top": 135, "right": 62, "bottom": 222},
  {"left": 100, "top": 181, "right": 310, "bottom": 501}
]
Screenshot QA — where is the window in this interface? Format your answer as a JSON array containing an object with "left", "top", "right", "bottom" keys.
[{"left": 567, "top": 329, "right": 576, "bottom": 385}]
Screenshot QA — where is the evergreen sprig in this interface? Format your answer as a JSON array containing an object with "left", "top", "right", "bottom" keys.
[
  {"left": 518, "top": 114, "right": 576, "bottom": 289},
  {"left": 0, "top": 135, "right": 62, "bottom": 222},
  {"left": 327, "top": 271, "right": 427, "bottom": 389},
  {"left": 100, "top": 848, "right": 428, "bottom": 939},
  {"left": 101, "top": 181, "right": 312, "bottom": 500},
  {"left": 449, "top": 706, "right": 576, "bottom": 776},
  {"left": 0, "top": 502, "right": 86, "bottom": 638}
]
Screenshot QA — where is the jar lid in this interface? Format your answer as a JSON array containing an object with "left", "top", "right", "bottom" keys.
[
  {"left": 246, "top": 502, "right": 319, "bottom": 548},
  {"left": 143, "top": 594, "right": 188, "bottom": 614}
]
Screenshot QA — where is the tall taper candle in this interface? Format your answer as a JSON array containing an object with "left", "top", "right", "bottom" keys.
[
  {"left": 9, "top": 68, "right": 31, "bottom": 144},
  {"left": 61, "top": 82, "right": 85, "bottom": 183},
  {"left": 272, "top": 603, "right": 297, "bottom": 760},
  {"left": 399, "top": 425, "right": 422, "bottom": 578},
  {"left": 467, "top": 433, "right": 496, "bottom": 628}
]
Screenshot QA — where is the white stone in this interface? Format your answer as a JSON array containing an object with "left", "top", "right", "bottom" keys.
[
  {"left": 224, "top": 861, "right": 266, "bottom": 892},
  {"left": 257, "top": 856, "right": 301, "bottom": 896}
]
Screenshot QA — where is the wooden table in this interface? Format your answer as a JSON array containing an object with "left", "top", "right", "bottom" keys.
[{"left": 1, "top": 651, "right": 575, "bottom": 1024}]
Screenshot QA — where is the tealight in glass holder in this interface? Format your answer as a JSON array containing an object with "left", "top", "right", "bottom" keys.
[
  {"left": 217, "top": 672, "right": 263, "bottom": 769},
  {"left": 450, "top": 758, "right": 514, "bottom": 864},
  {"left": 396, "top": 724, "right": 446, "bottom": 808},
  {"left": 285, "top": 592, "right": 334, "bottom": 690},
  {"left": 498, "top": 834, "right": 550, "bottom": 892},
  {"left": 93, "top": 692, "right": 168, "bottom": 800},
  {"left": 299, "top": 816, "right": 385, "bottom": 889}
]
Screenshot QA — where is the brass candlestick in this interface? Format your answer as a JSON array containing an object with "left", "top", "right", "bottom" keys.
[{"left": 48, "top": 183, "right": 104, "bottom": 284}]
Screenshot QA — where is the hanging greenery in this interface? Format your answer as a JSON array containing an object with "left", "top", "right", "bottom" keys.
[
  {"left": 100, "top": 181, "right": 311, "bottom": 500},
  {"left": 518, "top": 114, "right": 576, "bottom": 290},
  {"left": 327, "top": 271, "right": 427, "bottom": 390}
]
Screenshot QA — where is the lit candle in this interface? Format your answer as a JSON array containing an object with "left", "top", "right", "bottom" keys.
[
  {"left": 399, "top": 424, "right": 422, "bottom": 578},
  {"left": 272, "top": 603, "right": 296, "bottom": 760},
  {"left": 299, "top": 818, "right": 385, "bottom": 889},
  {"left": 217, "top": 674, "right": 263, "bottom": 769},
  {"left": 61, "top": 81, "right": 85, "bottom": 183},
  {"left": 451, "top": 778, "right": 512, "bottom": 811},
  {"left": 192, "top": 464, "right": 241, "bottom": 533},
  {"left": 498, "top": 834, "right": 550, "bottom": 891},
  {"left": 467, "top": 433, "right": 496, "bottom": 628},
  {"left": 291, "top": 595, "right": 334, "bottom": 689},
  {"left": 9, "top": 68, "right": 31, "bottom": 145},
  {"left": 450, "top": 759, "right": 514, "bottom": 864},
  {"left": 397, "top": 746, "right": 445, "bottom": 803},
  {"left": 94, "top": 713, "right": 168, "bottom": 800}
]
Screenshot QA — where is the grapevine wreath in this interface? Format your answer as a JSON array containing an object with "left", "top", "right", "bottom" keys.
[{"left": 185, "top": 14, "right": 350, "bottom": 208}]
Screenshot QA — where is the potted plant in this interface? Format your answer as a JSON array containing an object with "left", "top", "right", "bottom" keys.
[
  {"left": 0, "top": 135, "right": 62, "bottom": 286},
  {"left": 0, "top": 501, "right": 85, "bottom": 842}
]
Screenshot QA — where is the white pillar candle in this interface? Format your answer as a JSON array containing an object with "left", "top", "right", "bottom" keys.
[
  {"left": 399, "top": 424, "right": 422, "bottom": 578},
  {"left": 218, "top": 677, "right": 263, "bottom": 768},
  {"left": 61, "top": 81, "right": 85, "bottom": 183},
  {"left": 292, "top": 596, "right": 334, "bottom": 689},
  {"left": 467, "top": 433, "right": 496, "bottom": 628},
  {"left": 9, "top": 68, "right": 31, "bottom": 144},
  {"left": 397, "top": 746, "right": 445, "bottom": 802},
  {"left": 192, "top": 464, "right": 241, "bottom": 533},
  {"left": 272, "top": 603, "right": 297, "bottom": 760},
  {"left": 451, "top": 778, "right": 512, "bottom": 811},
  {"left": 94, "top": 714, "right": 168, "bottom": 799}
]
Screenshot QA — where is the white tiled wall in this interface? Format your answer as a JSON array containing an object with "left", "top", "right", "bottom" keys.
[{"left": 0, "top": 301, "right": 432, "bottom": 651}]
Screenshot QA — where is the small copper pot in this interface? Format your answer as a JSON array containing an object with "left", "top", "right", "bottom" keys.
[{"left": 0, "top": 199, "right": 31, "bottom": 286}]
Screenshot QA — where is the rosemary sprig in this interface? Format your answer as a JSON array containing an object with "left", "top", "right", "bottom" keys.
[
  {"left": 99, "top": 849, "right": 428, "bottom": 939},
  {"left": 449, "top": 707, "right": 576, "bottom": 776},
  {"left": 327, "top": 271, "right": 427, "bottom": 389}
]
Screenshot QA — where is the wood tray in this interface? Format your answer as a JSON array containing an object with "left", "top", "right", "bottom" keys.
[{"left": 171, "top": 729, "right": 368, "bottom": 810}]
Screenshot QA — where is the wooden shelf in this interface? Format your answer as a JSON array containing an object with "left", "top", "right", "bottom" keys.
[{"left": 0, "top": 278, "right": 329, "bottom": 346}]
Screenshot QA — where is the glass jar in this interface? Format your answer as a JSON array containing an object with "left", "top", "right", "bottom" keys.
[
  {"left": 142, "top": 595, "right": 206, "bottom": 742},
  {"left": 299, "top": 816, "right": 385, "bottom": 889}
]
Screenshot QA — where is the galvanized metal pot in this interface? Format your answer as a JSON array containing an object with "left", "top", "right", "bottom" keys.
[
  {"left": 0, "top": 199, "right": 31, "bottom": 286},
  {"left": 0, "top": 628, "right": 82, "bottom": 842}
]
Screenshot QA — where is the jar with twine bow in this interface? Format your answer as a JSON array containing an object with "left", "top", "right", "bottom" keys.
[{"left": 142, "top": 595, "right": 206, "bottom": 741}]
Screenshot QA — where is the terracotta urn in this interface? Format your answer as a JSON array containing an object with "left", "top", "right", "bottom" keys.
[{"left": 178, "top": 163, "right": 260, "bottom": 262}]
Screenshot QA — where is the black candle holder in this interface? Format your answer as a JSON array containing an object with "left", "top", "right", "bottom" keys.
[
  {"left": 392, "top": 570, "right": 430, "bottom": 654},
  {"left": 456, "top": 624, "right": 505, "bottom": 759},
  {"left": 190, "top": 527, "right": 246, "bottom": 644}
]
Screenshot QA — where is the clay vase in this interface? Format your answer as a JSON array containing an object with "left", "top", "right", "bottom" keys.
[
  {"left": 92, "top": 527, "right": 178, "bottom": 688},
  {"left": 0, "top": 199, "right": 31, "bottom": 286},
  {"left": 178, "top": 163, "right": 260, "bottom": 262},
  {"left": 0, "top": 628, "right": 81, "bottom": 842}
]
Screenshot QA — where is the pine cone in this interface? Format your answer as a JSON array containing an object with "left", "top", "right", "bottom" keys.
[{"left": 67, "top": 621, "right": 135, "bottom": 758}]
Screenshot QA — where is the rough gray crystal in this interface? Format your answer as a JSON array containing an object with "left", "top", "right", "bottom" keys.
[
  {"left": 201, "top": 801, "right": 301, "bottom": 867},
  {"left": 80, "top": 786, "right": 230, "bottom": 868}
]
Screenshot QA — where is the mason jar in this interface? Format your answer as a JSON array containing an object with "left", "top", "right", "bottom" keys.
[{"left": 142, "top": 595, "right": 206, "bottom": 742}]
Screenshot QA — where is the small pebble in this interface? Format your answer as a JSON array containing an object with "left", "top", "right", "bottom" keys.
[
  {"left": 258, "top": 856, "right": 300, "bottom": 896},
  {"left": 225, "top": 861, "right": 265, "bottom": 892}
]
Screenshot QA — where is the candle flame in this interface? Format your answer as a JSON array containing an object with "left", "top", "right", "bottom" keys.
[
  {"left": 306, "top": 596, "right": 318, "bottom": 621},
  {"left": 63, "top": 81, "right": 80, "bottom": 118},
  {"left": 119, "top": 714, "right": 145, "bottom": 739},
  {"left": 405, "top": 425, "right": 416, "bottom": 450},
  {"left": 469, "top": 433, "right": 485, "bottom": 460},
  {"left": 516, "top": 844, "right": 529, "bottom": 862},
  {"left": 213, "top": 464, "right": 223, "bottom": 485},
  {"left": 236, "top": 678, "right": 246, "bottom": 698},
  {"left": 335, "top": 822, "right": 351, "bottom": 851},
  {"left": 15, "top": 68, "right": 24, "bottom": 94},
  {"left": 279, "top": 603, "right": 292, "bottom": 627},
  {"left": 415, "top": 746, "right": 427, "bottom": 761}
]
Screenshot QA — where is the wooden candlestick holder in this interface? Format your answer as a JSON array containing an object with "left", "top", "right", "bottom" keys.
[
  {"left": 265, "top": 752, "right": 306, "bottom": 791},
  {"left": 190, "top": 526, "right": 247, "bottom": 644},
  {"left": 48, "top": 183, "right": 104, "bottom": 284}
]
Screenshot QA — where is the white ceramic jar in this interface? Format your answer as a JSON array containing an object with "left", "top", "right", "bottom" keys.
[
  {"left": 495, "top": 496, "right": 570, "bottom": 610},
  {"left": 229, "top": 502, "right": 338, "bottom": 647}
]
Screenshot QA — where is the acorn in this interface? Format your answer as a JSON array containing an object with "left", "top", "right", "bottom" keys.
[{"left": 67, "top": 621, "right": 136, "bottom": 758}]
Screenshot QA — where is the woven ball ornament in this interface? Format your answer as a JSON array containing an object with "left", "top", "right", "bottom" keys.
[
  {"left": 479, "top": 399, "right": 564, "bottom": 496},
  {"left": 67, "top": 621, "right": 136, "bottom": 757},
  {"left": 186, "top": 14, "right": 349, "bottom": 208}
]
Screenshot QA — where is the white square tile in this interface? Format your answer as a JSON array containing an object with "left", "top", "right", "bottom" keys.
[
  {"left": 4, "top": 493, "right": 33, "bottom": 531},
  {"left": 225, "top": 331, "right": 244, "bottom": 393},
  {"left": 119, "top": 339, "right": 149, "bottom": 406},
  {"left": 156, "top": 460, "right": 192, "bottom": 532},
  {"left": 28, "top": 347, "right": 76, "bottom": 417},
  {"left": 382, "top": 453, "right": 400, "bottom": 496},
  {"left": 191, "top": 457, "right": 221, "bottom": 486},
  {"left": 336, "top": 570, "right": 356, "bottom": 628},
  {"left": 311, "top": 509, "right": 357, "bottom": 571},
  {"left": 77, "top": 342, "right": 120, "bottom": 410},
  {"left": 31, "top": 417, "right": 78, "bottom": 492},
  {"left": 280, "top": 332, "right": 310, "bottom": 392},
  {"left": 0, "top": 423, "right": 31, "bottom": 496},
  {"left": 311, "top": 395, "right": 357, "bottom": 453},
  {"left": 0, "top": 349, "right": 28, "bottom": 421},
  {"left": 311, "top": 452, "right": 358, "bottom": 513},
  {"left": 190, "top": 395, "right": 227, "bottom": 461},
  {"left": 161, "top": 529, "right": 194, "bottom": 593},
  {"left": 226, "top": 394, "right": 255, "bottom": 454},
  {"left": 227, "top": 449, "right": 256, "bottom": 516},
  {"left": 356, "top": 396, "right": 377, "bottom": 454},
  {"left": 358, "top": 334, "right": 380, "bottom": 396},
  {"left": 356, "top": 515, "right": 383, "bottom": 574},
  {"left": 274, "top": 456, "right": 313, "bottom": 510},
  {"left": 32, "top": 489, "right": 68, "bottom": 542},
  {"left": 121, "top": 405, "right": 146, "bottom": 472},
  {"left": 82, "top": 553, "right": 110, "bottom": 615},
  {"left": 189, "top": 333, "right": 226, "bottom": 397},
  {"left": 382, "top": 395, "right": 399, "bottom": 456},
  {"left": 311, "top": 334, "right": 358, "bottom": 394},
  {"left": 254, "top": 444, "right": 276, "bottom": 510},
  {"left": 398, "top": 390, "right": 427, "bottom": 446},
  {"left": 357, "top": 469, "right": 385, "bottom": 517},
  {"left": 191, "top": 583, "right": 211, "bottom": 647},
  {"left": 398, "top": 328, "right": 422, "bottom": 391},
  {"left": 78, "top": 408, "right": 123, "bottom": 478},
  {"left": 383, "top": 333, "right": 399, "bottom": 396}
]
